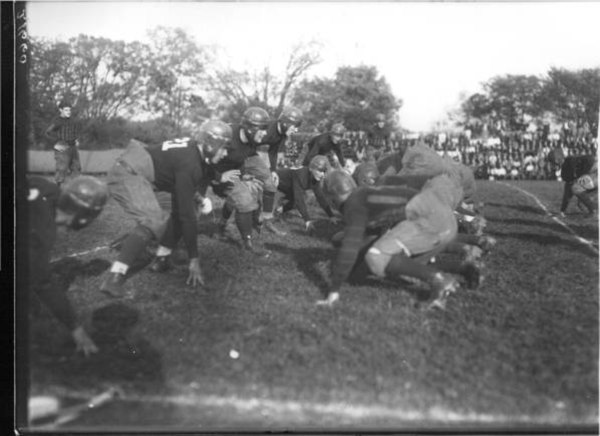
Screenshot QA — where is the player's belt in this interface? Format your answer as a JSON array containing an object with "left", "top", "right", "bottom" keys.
[{"left": 115, "top": 159, "right": 138, "bottom": 176}]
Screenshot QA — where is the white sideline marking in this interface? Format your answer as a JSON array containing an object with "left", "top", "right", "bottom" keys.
[
  {"left": 50, "top": 245, "right": 110, "bottom": 264},
  {"left": 499, "top": 182, "right": 598, "bottom": 256},
  {"left": 44, "top": 386, "right": 570, "bottom": 425}
]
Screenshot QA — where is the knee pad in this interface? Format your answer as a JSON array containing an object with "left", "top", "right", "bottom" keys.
[
  {"left": 227, "top": 182, "right": 260, "bottom": 213},
  {"left": 573, "top": 175, "right": 595, "bottom": 194},
  {"left": 364, "top": 246, "right": 392, "bottom": 277},
  {"left": 131, "top": 224, "right": 155, "bottom": 242}
]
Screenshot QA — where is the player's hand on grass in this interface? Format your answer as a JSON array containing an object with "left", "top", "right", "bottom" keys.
[
  {"left": 186, "top": 258, "right": 205, "bottom": 287},
  {"left": 221, "top": 170, "right": 241, "bottom": 183},
  {"left": 305, "top": 220, "right": 317, "bottom": 233},
  {"left": 72, "top": 326, "right": 98, "bottom": 357},
  {"left": 316, "top": 292, "right": 339, "bottom": 307}
]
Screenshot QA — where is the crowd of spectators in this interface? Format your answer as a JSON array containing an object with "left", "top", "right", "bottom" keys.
[{"left": 283, "top": 126, "right": 598, "bottom": 182}]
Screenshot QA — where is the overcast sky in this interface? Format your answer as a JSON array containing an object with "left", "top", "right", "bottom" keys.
[{"left": 27, "top": 1, "right": 600, "bottom": 131}]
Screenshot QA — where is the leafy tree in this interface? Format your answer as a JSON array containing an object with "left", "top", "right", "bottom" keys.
[
  {"left": 459, "top": 68, "right": 600, "bottom": 136},
  {"left": 29, "top": 35, "right": 148, "bottom": 146},
  {"left": 292, "top": 65, "right": 402, "bottom": 132},
  {"left": 144, "top": 27, "right": 211, "bottom": 134},
  {"left": 540, "top": 67, "right": 600, "bottom": 131},
  {"left": 485, "top": 74, "right": 544, "bottom": 130}
]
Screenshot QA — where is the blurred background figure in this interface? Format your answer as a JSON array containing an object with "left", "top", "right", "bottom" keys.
[{"left": 44, "top": 100, "right": 82, "bottom": 187}]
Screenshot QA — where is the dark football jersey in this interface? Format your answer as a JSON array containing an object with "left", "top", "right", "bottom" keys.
[
  {"left": 146, "top": 138, "right": 217, "bottom": 258},
  {"left": 331, "top": 185, "right": 419, "bottom": 292}
]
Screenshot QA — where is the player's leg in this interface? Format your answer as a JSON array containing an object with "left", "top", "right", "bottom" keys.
[
  {"left": 54, "top": 147, "right": 69, "bottom": 186},
  {"left": 559, "top": 181, "right": 574, "bottom": 216},
  {"left": 364, "top": 219, "right": 459, "bottom": 309},
  {"left": 70, "top": 146, "right": 82, "bottom": 178},
  {"left": 101, "top": 165, "right": 168, "bottom": 297},
  {"left": 243, "top": 155, "right": 286, "bottom": 236},
  {"left": 226, "top": 179, "right": 269, "bottom": 256}
]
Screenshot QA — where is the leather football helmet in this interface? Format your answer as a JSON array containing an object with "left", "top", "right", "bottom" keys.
[
  {"left": 198, "top": 120, "right": 232, "bottom": 158},
  {"left": 308, "top": 155, "right": 331, "bottom": 173},
  {"left": 353, "top": 162, "right": 380, "bottom": 187},
  {"left": 279, "top": 106, "right": 303, "bottom": 128},
  {"left": 57, "top": 176, "right": 109, "bottom": 230},
  {"left": 323, "top": 169, "right": 357, "bottom": 209},
  {"left": 242, "top": 107, "right": 270, "bottom": 130},
  {"left": 330, "top": 123, "right": 346, "bottom": 136}
]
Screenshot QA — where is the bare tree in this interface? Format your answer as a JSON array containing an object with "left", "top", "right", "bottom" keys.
[
  {"left": 206, "top": 40, "right": 322, "bottom": 114},
  {"left": 274, "top": 40, "right": 322, "bottom": 115}
]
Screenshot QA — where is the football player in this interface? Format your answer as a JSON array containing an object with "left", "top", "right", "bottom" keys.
[
  {"left": 559, "top": 153, "right": 597, "bottom": 217},
  {"left": 365, "top": 113, "right": 391, "bottom": 161},
  {"left": 378, "top": 142, "right": 494, "bottom": 256},
  {"left": 255, "top": 106, "right": 304, "bottom": 236},
  {"left": 374, "top": 141, "right": 408, "bottom": 177},
  {"left": 318, "top": 170, "right": 481, "bottom": 310},
  {"left": 352, "top": 161, "right": 380, "bottom": 187},
  {"left": 212, "top": 107, "right": 287, "bottom": 253},
  {"left": 100, "top": 120, "right": 232, "bottom": 297},
  {"left": 27, "top": 175, "right": 108, "bottom": 356},
  {"left": 302, "top": 123, "right": 347, "bottom": 169},
  {"left": 274, "top": 155, "right": 338, "bottom": 232}
]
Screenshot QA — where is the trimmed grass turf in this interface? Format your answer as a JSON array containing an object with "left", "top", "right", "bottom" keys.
[{"left": 25, "top": 179, "right": 598, "bottom": 428}]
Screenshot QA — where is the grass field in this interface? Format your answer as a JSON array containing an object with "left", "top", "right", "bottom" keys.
[{"left": 24, "top": 179, "right": 598, "bottom": 431}]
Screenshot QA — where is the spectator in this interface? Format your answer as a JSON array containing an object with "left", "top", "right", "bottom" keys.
[{"left": 44, "top": 100, "right": 82, "bottom": 186}]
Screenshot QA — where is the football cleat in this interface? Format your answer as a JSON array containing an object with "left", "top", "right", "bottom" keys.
[
  {"left": 148, "top": 256, "right": 172, "bottom": 273},
  {"left": 427, "top": 273, "right": 460, "bottom": 310},
  {"left": 242, "top": 237, "right": 270, "bottom": 257},
  {"left": 263, "top": 219, "right": 287, "bottom": 236},
  {"left": 461, "top": 261, "right": 484, "bottom": 290},
  {"left": 100, "top": 272, "right": 127, "bottom": 298},
  {"left": 316, "top": 292, "right": 340, "bottom": 307}
]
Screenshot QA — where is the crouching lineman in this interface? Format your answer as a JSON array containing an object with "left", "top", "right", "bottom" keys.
[
  {"left": 353, "top": 161, "right": 380, "bottom": 187},
  {"left": 559, "top": 153, "right": 598, "bottom": 218},
  {"left": 275, "top": 155, "right": 338, "bottom": 232},
  {"left": 318, "top": 170, "right": 480, "bottom": 310},
  {"left": 252, "top": 106, "right": 305, "bottom": 236},
  {"left": 378, "top": 142, "right": 494, "bottom": 260},
  {"left": 100, "top": 120, "right": 232, "bottom": 297},
  {"left": 28, "top": 175, "right": 108, "bottom": 356},
  {"left": 211, "top": 107, "right": 279, "bottom": 255},
  {"left": 302, "top": 123, "right": 348, "bottom": 170}
]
